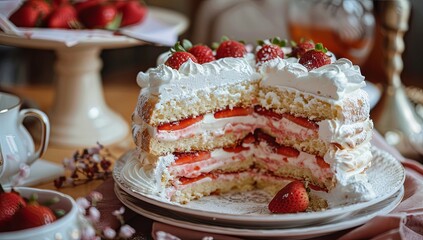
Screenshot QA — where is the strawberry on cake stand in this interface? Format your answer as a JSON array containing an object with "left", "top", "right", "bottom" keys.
[{"left": 0, "top": 4, "right": 188, "bottom": 147}]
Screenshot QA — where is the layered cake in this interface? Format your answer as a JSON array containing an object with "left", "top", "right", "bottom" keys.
[{"left": 127, "top": 38, "right": 375, "bottom": 209}]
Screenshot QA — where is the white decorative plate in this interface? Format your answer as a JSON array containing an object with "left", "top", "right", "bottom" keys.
[
  {"left": 113, "top": 147, "right": 405, "bottom": 228},
  {"left": 115, "top": 184, "right": 404, "bottom": 239}
]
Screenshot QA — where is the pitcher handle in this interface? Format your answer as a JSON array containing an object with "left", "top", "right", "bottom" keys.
[{"left": 18, "top": 109, "right": 50, "bottom": 165}]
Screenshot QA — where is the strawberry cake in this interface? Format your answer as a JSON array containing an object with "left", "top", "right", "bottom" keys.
[{"left": 125, "top": 38, "right": 375, "bottom": 209}]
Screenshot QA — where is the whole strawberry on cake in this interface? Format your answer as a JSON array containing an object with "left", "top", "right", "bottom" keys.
[{"left": 127, "top": 37, "right": 375, "bottom": 211}]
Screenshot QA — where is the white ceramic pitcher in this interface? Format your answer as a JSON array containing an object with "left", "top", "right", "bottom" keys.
[{"left": 0, "top": 92, "right": 50, "bottom": 185}]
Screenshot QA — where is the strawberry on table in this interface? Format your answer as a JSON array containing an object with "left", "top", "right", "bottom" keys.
[
  {"left": 0, "top": 187, "right": 26, "bottom": 232},
  {"left": 78, "top": 3, "right": 120, "bottom": 29},
  {"left": 268, "top": 180, "right": 310, "bottom": 213},
  {"left": 299, "top": 43, "right": 331, "bottom": 71},
  {"left": 74, "top": 0, "right": 106, "bottom": 14},
  {"left": 9, "top": 0, "right": 52, "bottom": 28},
  {"left": 46, "top": 4, "right": 78, "bottom": 29},
  {"left": 215, "top": 37, "right": 247, "bottom": 59},
  {"left": 117, "top": 0, "right": 148, "bottom": 27},
  {"left": 256, "top": 37, "right": 286, "bottom": 63}
]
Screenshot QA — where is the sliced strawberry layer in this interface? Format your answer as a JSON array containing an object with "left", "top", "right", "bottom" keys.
[
  {"left": 254, "top": 106, "right": 282, "bottom": 120},
  {"left": 254, "top": 106, "right": 318, "bottom": 130},
  {"left": 223, "top": 145, "right": 250, "bottom": 153},
  {"left": 214, "top": 106, "right": 253, "bottom": 119},
  {"left": 158, "top": 115, "right": 204, "bottom": 131},
  {"left": 179, "top": 173, "right": 215, "bottom": 185},
  {"left": 276, "top": 146, "right": 300, "bottom": 158},
  {"left": 174, "top": 151, "right": 211, "bottom": 165},
  {"left": 316, "top": 156, "right": 330, "bottom": 169},
  {"left": 281, "top": 113, "right": 319, "bottom": 130}
]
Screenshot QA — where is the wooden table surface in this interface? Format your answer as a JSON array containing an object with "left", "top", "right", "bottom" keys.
[{"left": 5, "top": 83, "right": 140, "bottom": 199}]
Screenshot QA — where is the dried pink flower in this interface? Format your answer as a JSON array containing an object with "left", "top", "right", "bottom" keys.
[
  {"left": 119, "top": 224, "right": 136, "bottom": 238},
  {"left": 102, "top": 227, "right": 116, "bottom": 239},
  {"left": 87, "top": 207, "right": 101, "bottom": 223},
  {"left": 53, "top": 142, "right": 114, "bottom": 189}
]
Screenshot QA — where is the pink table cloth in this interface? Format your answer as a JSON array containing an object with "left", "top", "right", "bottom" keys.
[{"left": 93, "top": 131, "right": 423, "bottom": 239}]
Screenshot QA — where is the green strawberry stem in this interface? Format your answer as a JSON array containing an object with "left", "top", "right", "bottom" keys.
[
  {"left": 43, "top": 196, "right": 60, "bottom": 206},
  {"left": 315, "top": 43, "right": 328, "bottom": 53},
  {"left": 181, "top": 39, "right": 193, "bottom": 50},
  {"left": 54, "top": 209, "right": 66, "bottom": 218}
]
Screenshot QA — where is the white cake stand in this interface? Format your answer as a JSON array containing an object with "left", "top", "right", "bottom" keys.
[{"left": 0, "top": 7, "right": 188, "bottom": 147}]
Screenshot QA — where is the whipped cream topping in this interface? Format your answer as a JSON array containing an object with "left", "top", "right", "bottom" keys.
[
  {"left": 259, "top": 57, "right": 366, "bottom": 100},
  {"left": 137, "top": 57, "right": 260, "bottom": 104}
]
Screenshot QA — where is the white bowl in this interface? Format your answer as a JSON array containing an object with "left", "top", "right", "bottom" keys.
[{"left": 0, "top": 187, "right": 83, "bottom": 240}]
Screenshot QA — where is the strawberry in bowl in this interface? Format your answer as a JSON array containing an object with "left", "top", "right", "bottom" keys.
[{"left": 0, "top": 187, "right": 82, "bottom": 240}]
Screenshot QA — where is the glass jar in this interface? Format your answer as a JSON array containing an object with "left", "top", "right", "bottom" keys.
[{"left": 286, "top": 0, "right": 375, "bottom": 66}]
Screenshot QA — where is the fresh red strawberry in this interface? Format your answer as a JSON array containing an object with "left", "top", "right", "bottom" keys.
[
  {"left": 290, "top": 40, "right": 315, "bottom": 58},
  {"left": 157, "top": 115, "right": 203, "bottom": 131},
  {"left": 276, "top": 146, "right": 300, "bottom": 158},
  {"left": 256, "top": 37, "right": 286, "bottom": 63},
  {"left": 188, "top": 45, "right": 215, "bottom": 64},
  {"left": 281, "top": 113, "right": 318, "bottom": 130},
  {"left": 117, "top": 0, "right": 148, "bottom": 27},
  {"left": 12, "top": 204, "right": 57, "bottom": 231},
  {"left": 174, "top": 151, "right": 211, "bottom": 165},
  {"left": 46, "top": 4, "right": 77, "bottom": 29},
  {"left": 299, "top": 43, "right": 331, "bottom": 71},
  {"left": 74, "top": 0, "right": 106, "bottom": 14},
  {"left": 0, "top": 189, "right": 26, "bottom": 232},
  {"left": 9, "top": 0, "right": 52, "bottom": 27},
  {"left": 164, "top": 51, "right": 198, "bottom": 70},
  {"left": 316, "top": 156, "right": 330, "bottom": 168},
  {"left": 215, "top": 39, "right": 246, "bottom": 59},
  {"left": 268, "top": 180, "right": 309, "bottom": 213},
  {"left": 214, "top": 107, "right": 253, "bottom": 119},
  {"left": 78, "top": 4, "right": 120, "bottom": 29},
  {"left": 254, "top": 106, "right": 282, "bottom": 120},
  {"left": 52, "top": 0, "right": 69, "bottom": 8},
  {"left": 256, "top": 44, "right": 284, "bottom": 63}
]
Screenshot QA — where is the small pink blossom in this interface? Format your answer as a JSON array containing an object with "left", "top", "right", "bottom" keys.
[
  {"left": 88, "top": 145, "right": 101, "bottom": 155},
  {"left": 102, "top": 227, "right": 116, "bottom": 239},
  {"left": 92, "top": 154, "right": 101, "bottom": 163},
  {"left": 81, "top": 225, "right": 96, "bottom": 240},
  {"left": 112, "top": 206, "right": 125, "bottom": 217},
  {"left": 11, "top": 163, "right": 31, "bottom": 186},
  {"left": 89, "top": 191, "right": 103, "bottom": 203},
  {"left": 119, "top": 224, "right": 135, "bottom": 238},
  {"left": 155, "top": 231, "right": 181, "bottom": 240},
  {"left": 63, "top": 157, "right": 76, "bottom": 171},
  {"left": 87, "top": 207, "right": 101, "bottom": 223},
  {"left": 76, "top": 197, "right": 91, "bottom": 213}
]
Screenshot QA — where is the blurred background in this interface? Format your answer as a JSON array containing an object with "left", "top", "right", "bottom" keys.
[{"left": 0, "top": 0, "right": 422, "bottom": 89}]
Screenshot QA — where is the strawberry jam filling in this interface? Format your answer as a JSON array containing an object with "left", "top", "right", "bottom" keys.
[{"left": 168, "top": 130, "right": 332, "bottom": 188}]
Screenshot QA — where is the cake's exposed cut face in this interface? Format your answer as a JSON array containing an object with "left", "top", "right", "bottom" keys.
[{"left": 128, "top": 38, "right": 375, "bottom": 210}]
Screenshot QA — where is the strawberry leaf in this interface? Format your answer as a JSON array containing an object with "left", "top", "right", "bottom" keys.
[
  {"left": 182, "top": 39, "right": 193, "bottom": 50},
  {"left": 105, "top": 13, "right": 122, "bottom": 30}
]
